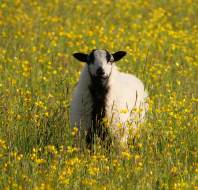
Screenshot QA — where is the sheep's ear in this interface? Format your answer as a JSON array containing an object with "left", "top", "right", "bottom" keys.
[
  {"left": 73, "top": 53, "right": 88, "bottom": 62},
  {"left": 112, "top": 51, "right": 127, "bottom": 61}
]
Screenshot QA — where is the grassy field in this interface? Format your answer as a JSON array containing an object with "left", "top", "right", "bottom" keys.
[{"left": 0, "top": 0, "right": 198, "bottom": 189}]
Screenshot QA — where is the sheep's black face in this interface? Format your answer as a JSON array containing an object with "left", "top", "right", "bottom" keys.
[{"left": 73, "top": 49, "right": 126, "bottom": 80}]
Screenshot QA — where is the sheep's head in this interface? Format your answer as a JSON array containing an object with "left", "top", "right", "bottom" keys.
[{"left": 73, "top": 49, "right": 126, "bottom": 80}]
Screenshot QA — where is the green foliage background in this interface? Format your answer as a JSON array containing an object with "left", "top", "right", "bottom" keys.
[{"left": 0, "top": 0, "right": 197, "bottom": 189}]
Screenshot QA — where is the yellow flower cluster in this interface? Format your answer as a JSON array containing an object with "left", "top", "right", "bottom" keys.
[{"left": 0, "top": 0, "right": 197, "bottom": 189}]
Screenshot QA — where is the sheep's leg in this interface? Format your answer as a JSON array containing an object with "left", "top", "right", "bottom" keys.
[
  {"left": 97, "top": 124, "right": 112, "bottom": 149},
  {"left": 86, "top": 126, "right": 95, "bottom": 149}
]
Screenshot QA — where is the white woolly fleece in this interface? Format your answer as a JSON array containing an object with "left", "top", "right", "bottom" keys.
[{"left": 70, "top": 64, "right": 148, "bottom": 147}]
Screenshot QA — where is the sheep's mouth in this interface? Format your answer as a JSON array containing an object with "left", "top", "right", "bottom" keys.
[{"left": 95, "top": 75, "right": 108, "bottom": 80}]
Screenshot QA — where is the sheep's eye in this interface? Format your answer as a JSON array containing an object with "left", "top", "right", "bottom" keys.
[
  {"left": 88, "top": 61, "right": 94, "bottom": 65},
  {"left": 109, "top": 58, "right": 114, "bottom": 64},
  {"left": 87, "top": 57, "right": 94, "bottom": 64},
  {"left": 88, "top": 52, "right": 95, "bottom": 64}
]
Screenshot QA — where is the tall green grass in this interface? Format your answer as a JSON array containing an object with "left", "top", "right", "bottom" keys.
[{"left": 0, "top": 0, "right": 197, "bottom": 189}]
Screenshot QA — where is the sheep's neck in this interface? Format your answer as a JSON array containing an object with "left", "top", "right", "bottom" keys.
[{"left": 87, "top": 77, "right": 110, "bottom": 145}]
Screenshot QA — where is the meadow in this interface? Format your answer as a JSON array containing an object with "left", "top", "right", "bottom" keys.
[{"left": 0, "top": 0, "right": 198, "bottom": 189}]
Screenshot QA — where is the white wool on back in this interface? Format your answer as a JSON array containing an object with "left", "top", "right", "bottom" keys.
[{"left": 70, "top": 64, "right": 148, "bottom": 147}]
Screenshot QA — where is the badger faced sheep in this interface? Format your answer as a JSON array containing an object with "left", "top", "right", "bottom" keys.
[{"left": 70, "top": 49, "right": 148, "bottom": 149}]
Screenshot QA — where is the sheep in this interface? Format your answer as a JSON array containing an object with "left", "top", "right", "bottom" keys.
[{"left": 70, "top": 49, "right": 148, "bottom": 149}]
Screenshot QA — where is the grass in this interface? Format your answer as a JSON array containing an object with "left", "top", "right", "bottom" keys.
[{"left": 0, "top": 0, "right": 197, "bottom": 189}]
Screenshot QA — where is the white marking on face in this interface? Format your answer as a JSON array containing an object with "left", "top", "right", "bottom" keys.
[{"left": 88, "top": 50, "right": 113, "bottom": 78}]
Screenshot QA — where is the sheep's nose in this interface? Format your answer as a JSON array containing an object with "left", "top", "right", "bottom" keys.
[{"left": 96, "top": 67, "right": 105, "bottom": 76}]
